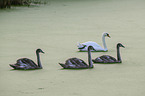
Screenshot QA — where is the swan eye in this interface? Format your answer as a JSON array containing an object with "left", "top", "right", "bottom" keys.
[{"left": 107, "top": 34, "right": 110, "bottom": 37}]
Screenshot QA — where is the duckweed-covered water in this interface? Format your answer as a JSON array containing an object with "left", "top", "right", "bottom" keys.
[{"left": 0, "top": 0, "right": 145, "bottom": 96}]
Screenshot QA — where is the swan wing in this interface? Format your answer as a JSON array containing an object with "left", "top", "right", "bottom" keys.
[
  {"left": 66, "top": 58, "right": 86, "bottom": 65},
  {"left": 60, "top": 58, "right": 88, "bottom": 69},
  {"left": 100, "top": 55, "right": 116, "bottom": 63},
  {"left": 82, "top": 41, "right": 101, "bottom": 47},
  {"left": 93, "top": 55, "right": 117, "bottom": 63},
  {"left": 78, "top": 41, "right": 104, "bottom": 51},
  {"left": 10, "top": 58, "right": 38, "bottom": 69},
  {"left": 17, "top": 58, "right": 38, "bottom": 67}
]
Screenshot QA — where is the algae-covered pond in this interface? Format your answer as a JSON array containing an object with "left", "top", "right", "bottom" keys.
[{"left": 0, "top": 0, "right": 145, "bottom": 96}]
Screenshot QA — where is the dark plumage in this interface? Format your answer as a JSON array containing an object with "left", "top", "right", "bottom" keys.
[
  {"left": 59, "top": 46, "right": 94, "bottom": 69},
  {"left": 92, "top": 55, "right": 120, "bottom": 63},
  {"left": 9, "top": 49, "right": 44, "bottom": 70},
  {"left": 92, "top": 43, "right": 125, "bottom": 63}
]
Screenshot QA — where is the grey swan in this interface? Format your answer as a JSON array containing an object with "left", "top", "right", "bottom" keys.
[
  {"left": 92, "top": 43, "right": 125, "bottom": 63},
  {"left": 9, "top": 49, "right": 44, "bottom": 70},
  {"left": 59, "top": 46, "right": 94, "bottom": 69}
]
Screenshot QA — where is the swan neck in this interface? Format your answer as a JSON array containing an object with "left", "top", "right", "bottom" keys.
[
  {"left": 117, "top": 46, "right": 121, "bottom": 62},
  {"left": 36, "top": 51, "right": 42, "bottom": 69},
  {"left": 88, "top": 48, "right": 93, "bottom": 68},
  {"left": 102, "top": 35, "right": 107, "bottom": 50}
]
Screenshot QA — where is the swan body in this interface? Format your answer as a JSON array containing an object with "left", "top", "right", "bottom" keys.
[
  {"left": 59, "top": 58, "right": 90, "bottom": 69},
  {"left": 9, "top": 49, "right": 44, "bottom": 70},
  {"left": 78, "top": 41, "right": 105, "bottom": 51},
  {"left": 92, "top": 43, "right": 125, "bottom": 63},
  {"left": 92, "top": 55, "right": 120, "bottom": 63},
  {"left": 77, "top": 32, "right": 110, "bottom": 52},
  {"left": 59, "top": 46, "right": 94, "bottom": 69}
]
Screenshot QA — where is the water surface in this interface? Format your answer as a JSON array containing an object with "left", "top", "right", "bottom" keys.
[{"left": 0, "top": 0, "right": 145, "bottom": 96}]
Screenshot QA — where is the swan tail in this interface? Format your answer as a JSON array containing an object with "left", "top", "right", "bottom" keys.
[
  {"left": 77, "top": 42, "right": 83, "bottom": 48},
  {"left": 77, "top": 42, "right": 87, "bottom": 50},
  {"left": 59, "top": 63, "right": 65, "bottom": 68},
  {"left": 77, "top": 42, "right": 80, "bottom": 46}
]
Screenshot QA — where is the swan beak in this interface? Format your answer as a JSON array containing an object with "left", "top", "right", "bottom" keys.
[
  {"left": 107, "top": 34, "right": 111, "bottom": 38},
  {"left": 121, "top": 45, "right": 125, "bottom": 48},
  {"left": 41, "top": 51, "right": 45, "bottom": 54}
]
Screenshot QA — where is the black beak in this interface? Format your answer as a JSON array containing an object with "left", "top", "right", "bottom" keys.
[
  {"left": 41, "top": 51, "right": 45, "bottom": 54},
  {"left": 107, "top": 34, "right": 111, "bottom": 38},
  {"left": 122, "top": 45, "right": 125, "bottom": 48}
]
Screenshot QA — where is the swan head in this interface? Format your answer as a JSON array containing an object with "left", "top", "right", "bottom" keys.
[
  {"left": 36, "top": 49, "right": 45, "bottom": 53},
  {"left": 103, "top": 32, "right": 111, "bottom": 38},
  {"left": 88, "top": 46, "right": 95, "bottom": 51},
  {"left": 117, "top": 43, "right": 125, "bottom": 48}
]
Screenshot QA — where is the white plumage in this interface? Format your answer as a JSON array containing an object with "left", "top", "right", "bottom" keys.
[{"left": 77, "top": 32, "right": 110, "bottom": 52}]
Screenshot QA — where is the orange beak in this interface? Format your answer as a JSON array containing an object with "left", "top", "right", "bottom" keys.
[{"left": 107, "top": 34, "right": 111, "bottom": 38}]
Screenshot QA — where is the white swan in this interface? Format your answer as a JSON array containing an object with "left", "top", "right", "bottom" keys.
[{"left": 77, "top": 32, "right": 110, "bottom": 52}]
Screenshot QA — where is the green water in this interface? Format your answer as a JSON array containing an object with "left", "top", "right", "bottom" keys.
[{"left": 0, "top": 0, "right": 145, "bottom": 96}]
